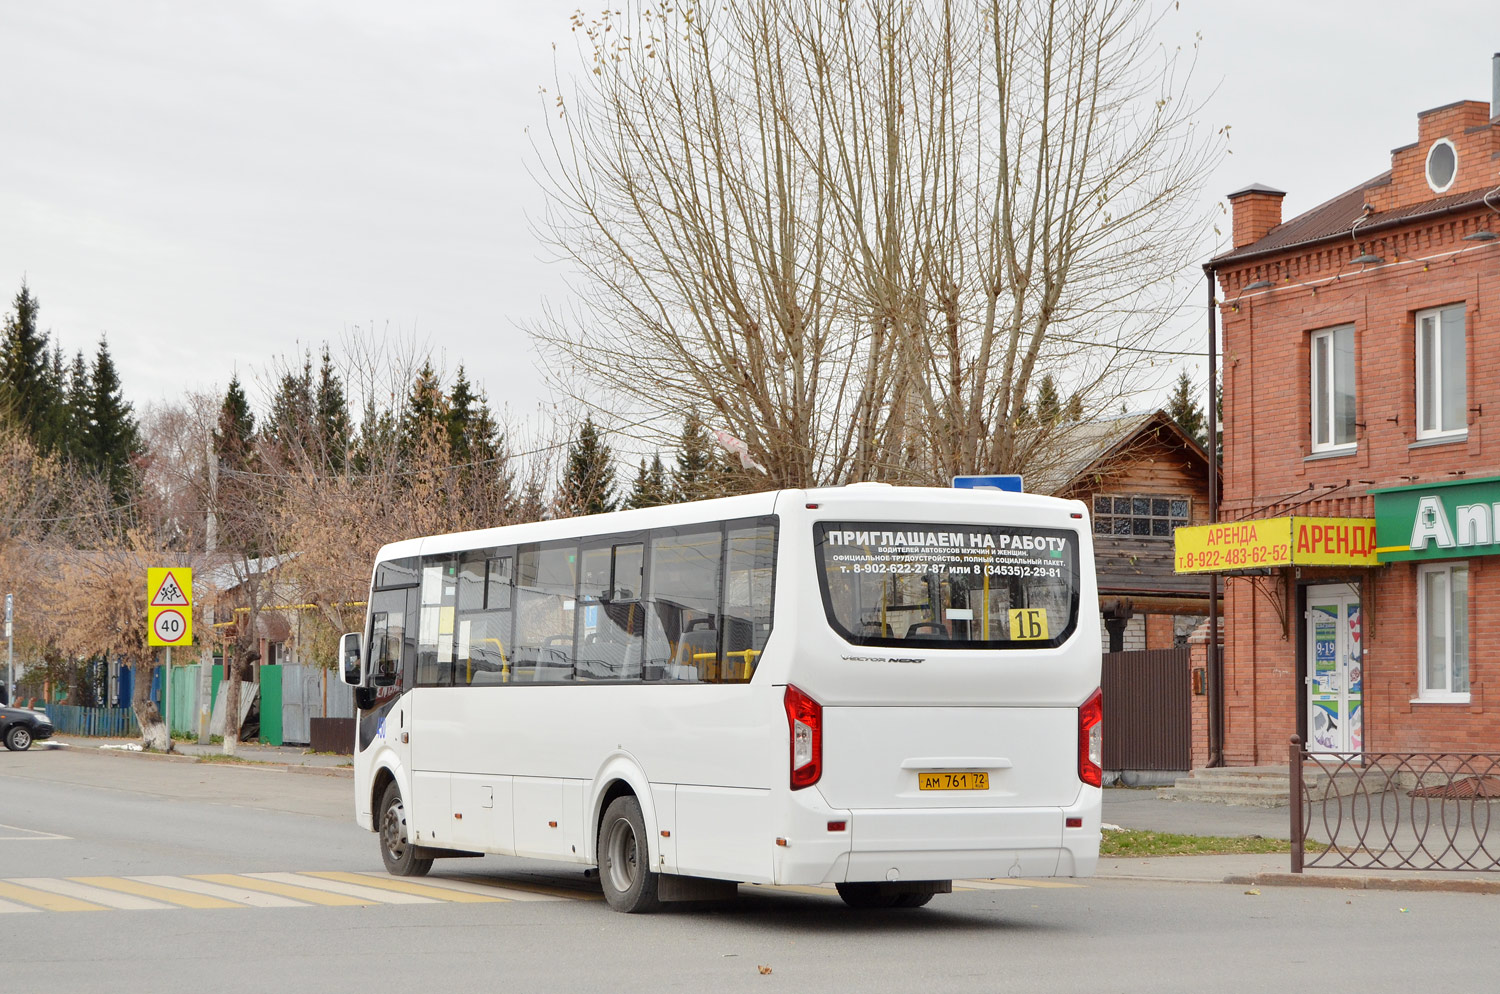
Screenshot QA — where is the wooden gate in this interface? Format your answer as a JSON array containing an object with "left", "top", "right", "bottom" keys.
[{"left": 1102, "top": 647, "right": 1191, "bottom": 771}]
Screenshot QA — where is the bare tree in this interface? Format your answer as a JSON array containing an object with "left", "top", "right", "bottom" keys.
[{"left": 533, "top": 0, "right": 1220, "bottom": 485}]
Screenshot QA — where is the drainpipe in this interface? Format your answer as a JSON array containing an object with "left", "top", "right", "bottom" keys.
[{"left": 1206, "top": 265, "right": 1224, "bottom": 769}]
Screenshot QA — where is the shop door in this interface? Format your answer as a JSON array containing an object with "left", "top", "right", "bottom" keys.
[{"left": 1305, "top": 584, "right": 1363, "bottom": 756}]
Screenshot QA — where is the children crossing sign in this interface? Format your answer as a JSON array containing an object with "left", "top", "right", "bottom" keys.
[{"left": 147, "top": 567, "right": 193, "bottom": 647}]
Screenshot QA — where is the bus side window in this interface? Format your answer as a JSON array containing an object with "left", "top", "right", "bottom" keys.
[
  {"left": 722, "top": 521, "right": 776, "bottom": 682},
  {"left": 417, "top": 560, "right": 458, "bottom": 687},
  {"left": 456, "top": 551, "right": 513, "bottom": 686},
  {"left": 370, "top": 611, "right": 397, "bottom": 686},
  {"left": 646, "top": 527, "right": 722, "bottom": 682},
  {"left": 514, "top": 542, "right": 579, "bottom": 682}
]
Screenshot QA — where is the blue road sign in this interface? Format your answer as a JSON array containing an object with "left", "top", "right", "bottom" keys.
[{"left": 952, "top": 474, "right": 1024, "bottom": 493}]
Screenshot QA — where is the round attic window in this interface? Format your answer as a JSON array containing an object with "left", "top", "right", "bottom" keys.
[{"left": 1426, "top": 139, "right": 1457, "bottom": 194}]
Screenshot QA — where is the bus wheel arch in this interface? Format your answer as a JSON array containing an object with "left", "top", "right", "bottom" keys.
[{"left": 371, "top": 764, "right": 397, "bottom": 823}]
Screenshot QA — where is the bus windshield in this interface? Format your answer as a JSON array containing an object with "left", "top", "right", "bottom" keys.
[{"left": 814, "top": 521, "right": 1080, "bottom": 649}]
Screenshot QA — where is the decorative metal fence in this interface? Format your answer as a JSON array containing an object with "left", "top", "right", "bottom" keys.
[
  {"left": 1290, "top": 736, "right": 1500, "bottom": 873},
  {"left": 44, "top": 705, "right": 140, "bottom": 738}
]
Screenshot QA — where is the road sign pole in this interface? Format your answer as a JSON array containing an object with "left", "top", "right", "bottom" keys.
[
  {"left": 164, "top": 645, "right": 171, "bottom": 752},
  {"left": 6, "top": 593, "right": 13, "bottom": 707}
]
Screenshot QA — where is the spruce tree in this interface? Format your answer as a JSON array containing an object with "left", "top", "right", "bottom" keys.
[
  {"left": 625, "top": 453, "right": 670, "bottom": 508},
  {"left": 315, "top": 347, "right": 351, "bottom": 471},
  {"left": 265, "top": 353, "right": 315, "bottom": 455},
  {"left": 446, "top": 365, "right": 476, "bottom": 465},
  {"left": 36, "top": 344, "right": 70, "bottom": 455},
  {"left": 1166, "top": 370, "right": 1207, "bottom": 448},
  {"left": 400, "top": 361, "right": 447, "bottom": 456},
  {"left": 670, "top": 408, "right": 717, "bottom": 502},
  {"left": 0, "top": 281, "right": 52, "bottom": 441},
  {"left": 62, "top": 349, "right": 91, "bottom": 464},
  {"left": 215, "top": 373, "right": 257, "bottom": 471},
  {"left": 559, "top": 415, "right": 617, "bottom": 517},
  {"left": 1035, "top": 374, "right": 1063, "bottom": 426},
  {"left": 85, "top": 336, "right": 141, "bottom": 505}
]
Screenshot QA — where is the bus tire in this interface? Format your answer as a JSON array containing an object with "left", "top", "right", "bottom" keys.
[
  {"left": 892, "top": 891, "right": 935, "bottom": 908},
  {"left": 379, "top": 781, "right": 433, "bottom": 877},
  {"left": 834, "top": 882, "right": 901, "bottom": 909},
  {"left": 597, "top": 795, "right": 660, "bottom": 913}
]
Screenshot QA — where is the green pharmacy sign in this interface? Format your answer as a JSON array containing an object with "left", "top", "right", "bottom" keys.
[{"left": 1371, "top": 476, "right": 1500, "bottom": 562}]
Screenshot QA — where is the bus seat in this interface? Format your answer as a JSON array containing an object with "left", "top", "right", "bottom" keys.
[
  {"left": 905, "top": 621, "right": 950, "bottom": 639},
  {"left": 673, "top": 627, "right": 719, "bottom": 681}
]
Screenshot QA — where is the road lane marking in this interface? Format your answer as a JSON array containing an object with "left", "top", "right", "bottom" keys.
[
  {"left": 307, "top": 871, "right": 504, "bottom": 903},
  {"left": 0, "top": 880, "right": 108, "bottom": 912},
  {"left": 74, "top": 876, "right": 242, "bottom": 910},
  {"left": 192, "top": 874, "right": 377, "bottom": 907},
  {"left": 130, "top": 876, "right": 310, "bottom": 908},
  {"left": 248, "top": 872, "right": 436, "bottom": 904},
  {"left": 0, "top": 896, "right": 42, "bottom": 913},
  {"left": 0, "top": 823, "right": 71, "bottom": 841}
]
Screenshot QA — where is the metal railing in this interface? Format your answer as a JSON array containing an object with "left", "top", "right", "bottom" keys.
[
  {"left": 1290, "top": 736, "right": 1500, "bottom": 873},
  {"left": 44, "top": 704, "right": 140, "bottom": 738}
]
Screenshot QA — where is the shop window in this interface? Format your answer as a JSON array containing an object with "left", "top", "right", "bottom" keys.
[
  {"left": 1092, "top": 495, "right": 1190, "bottom": 538},
  {"left": 1310, "top": 324, "right": 1356, "bottom": 452},
  {"left": 1417, "top": 562, "right": 1469, "bottom": 701},
  {"left": 1415, "top": 305, "right": 1466, "bottom": 440}
]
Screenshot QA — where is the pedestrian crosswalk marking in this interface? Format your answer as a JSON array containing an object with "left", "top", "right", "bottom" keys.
[
  {"left": 0, "top": 880, "right": 107, "bottom": 912},
  {"left": 306, "top": 871, "right": 503, "bottom": 903},
  {"left": 248, "top": 872, "right": 436, "bottom": 905},
  {"left": 0, "top": 871, "right": 1080, "bottom": 913},
  {"left": 131, "top": 875, "right": 308, "bottom": 908},
  {"left": 194, "top": 874, "right": 377, "bottom": 907},
  {"left": 75, "top": 876, "right": 242, "bottom": 910},
  {"left": 12, "top": 877, "right": 172, "bottom": 910}
]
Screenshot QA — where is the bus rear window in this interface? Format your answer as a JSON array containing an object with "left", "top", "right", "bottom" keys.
[{"left": 814, "top": 521, "right": 1080, "bottom": 649}]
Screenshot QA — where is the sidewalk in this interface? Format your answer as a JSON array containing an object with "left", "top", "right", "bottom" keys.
[
  {"left": 1100, "top": 787, "right": 1500, "bottom": 895},
  {"left": 46, "top": 735, "right": 354, "bottom": 777}
]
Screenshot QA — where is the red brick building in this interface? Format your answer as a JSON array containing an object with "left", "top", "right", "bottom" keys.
[{"left": 1201, "top": 73, "right": 1500, "bottom": 767}]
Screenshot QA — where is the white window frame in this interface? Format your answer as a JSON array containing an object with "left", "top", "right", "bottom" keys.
[
  {"left": 1415, "top": 304, "right": 1467, "bottom": 440},
  {"left": 1309, "top": 324, "right": 1356, "bottom": 453},
  {"left": 1415, "top": 561, "right": 1469, "bottom": 703},
  {"left": 1425, "top": 138, "right": 1458, "bottom": 194}
]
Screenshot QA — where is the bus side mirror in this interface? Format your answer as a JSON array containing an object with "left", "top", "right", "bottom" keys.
[{"left": 340, "top": 632, "right": 364, "bottom": 687}]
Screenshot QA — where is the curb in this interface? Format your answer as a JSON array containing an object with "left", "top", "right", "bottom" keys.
[
  {"left": 52, "top": 741, "right": 354, "bottom": 778},
  {"left": 1224, "top": 872, "right": 1500, "bottom": 895}
]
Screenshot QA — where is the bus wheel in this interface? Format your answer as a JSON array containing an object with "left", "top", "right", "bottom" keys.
[
  {"left": 379, "top": 782, "right": 433, "bottom": 877},
  {"left": 834, "top": 883, "right": 902, "bottom": 909},
  {"left": 597, "top": 795, "right": 660, "bottom": 913}
]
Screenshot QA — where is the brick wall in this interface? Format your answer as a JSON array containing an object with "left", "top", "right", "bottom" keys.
[{"left": 1209, "top": 102, "right": 1500, "bottom": 763}]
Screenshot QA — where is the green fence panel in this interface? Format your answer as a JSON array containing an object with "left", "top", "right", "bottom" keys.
[
  {"left": 169, "top": 664, "right": 199, "bottom": 736},
  {"left": 259, "top": 665, "right": 283, "bottom": 746}
]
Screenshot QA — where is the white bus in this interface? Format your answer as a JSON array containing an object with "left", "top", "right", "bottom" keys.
[{"left": 340, "top": 483, "right": 1102, "bottom": 912}]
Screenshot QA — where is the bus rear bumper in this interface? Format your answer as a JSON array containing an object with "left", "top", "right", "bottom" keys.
[{"left": 775, "top": 790, "right": 1101, "bottom": 886}]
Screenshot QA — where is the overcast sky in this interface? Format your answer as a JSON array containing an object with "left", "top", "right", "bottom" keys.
[{"left": 2, "top": 1, "right": 1496, "bottom": 429}]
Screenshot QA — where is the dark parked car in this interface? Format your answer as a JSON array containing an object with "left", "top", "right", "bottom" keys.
[{"left": 1, "top": 705, "right": 54, "bottom": 751}]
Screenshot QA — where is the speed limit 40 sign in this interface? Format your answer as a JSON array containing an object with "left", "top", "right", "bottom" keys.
[{"left": 147, "top": 567, "right": 193, "bottom": 647}]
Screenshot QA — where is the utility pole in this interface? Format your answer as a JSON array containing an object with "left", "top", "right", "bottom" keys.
[
  {"left": 5, "top": 593, "right": 13, "bottom": 707},
  {"left": 199, "top": 432, "right": 218, "bottom": 743}
]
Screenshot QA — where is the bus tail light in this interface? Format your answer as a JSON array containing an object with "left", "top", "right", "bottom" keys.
[
  {"left": 1078, "top": 687, "right": 1103, "bottom": 787},
  {"left": 784, "top": 685, "right": 822, "bottom": 790}
]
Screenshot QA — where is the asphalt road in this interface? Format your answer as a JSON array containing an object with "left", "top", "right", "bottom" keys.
[{"left": 3, "top": 745, "right": 1497, "bottom": 994}]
